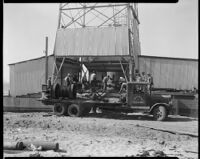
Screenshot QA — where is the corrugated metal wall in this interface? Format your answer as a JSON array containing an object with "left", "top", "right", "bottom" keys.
[
  {"left": 9, "top": 56, "right": 54, "bottom": 97},
  {"left": 54, "top": 26, "right": 129, "bottom": 56},
  {"left": 138, "top": 56, "right": 198, "bottom": 90},
  {"left": 9, "top": 54, "right": 197, "bottom": 96}
]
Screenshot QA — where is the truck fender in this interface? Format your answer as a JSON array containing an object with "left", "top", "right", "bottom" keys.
[{"left": 149, "top": 103, "right": 170, "bottom": 114}]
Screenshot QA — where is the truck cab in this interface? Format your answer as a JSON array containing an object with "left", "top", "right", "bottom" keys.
[{"left": 124, "top": 82, "right": 173, "bottom": 121}]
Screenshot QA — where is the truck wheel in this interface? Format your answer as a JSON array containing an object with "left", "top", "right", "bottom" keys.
[
  {"left": 153, "top": 106, "right": 167, "bottom": 121},
  {"left": 68, "top": 104, "right": 84, "bottom": 117},
  {"left": 53, "top": 103, "right": 68, "bottom": 116}
]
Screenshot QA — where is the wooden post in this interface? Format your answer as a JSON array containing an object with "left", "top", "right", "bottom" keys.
[
  {"left": 129, "top": 59, "right": 133, "bottom": 82},
  {"left": 51, "top": 57, "right": 57, "bottom": 84},
  {"left": 83, "top": 4, "right": 86, "bottom": 27},
  {"left": 127, "top": 4, "right": 133, "bottom": 82},
  {"left": 119, "top": 60, "right": 128, "bottom": 82},
  {"left": 45, "top": 37, "right": 48, "bottom": 84},
  {"left": 57, "top": 3, "right": 62, "bottom": 29}
]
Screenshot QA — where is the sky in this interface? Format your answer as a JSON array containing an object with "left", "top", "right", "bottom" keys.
[{"left": 3, "top": 1, "right": 198, "bottom": 83}]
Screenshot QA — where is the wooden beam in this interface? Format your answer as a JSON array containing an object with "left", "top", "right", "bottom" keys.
[
  {"left": 53, "top": 57, "right": 66, "bottom": 84},
  {"left": 64, "top": 4, "right": 97, "bottom": 28},
  {"left": 130, "top": 6, "right": 140, "bottom": 24},
  {"left": 45, "top": 37, "right": 48, "bottom": 84},
  {"left": 120, "top": 60, "right": 128, "bottom": 82}
]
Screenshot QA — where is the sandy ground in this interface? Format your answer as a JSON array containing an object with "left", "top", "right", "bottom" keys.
[{"left": 3, "top": 111, "right": 198, "bottom": 158}]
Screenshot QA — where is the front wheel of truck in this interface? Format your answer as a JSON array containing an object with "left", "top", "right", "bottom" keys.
[{"left": 153, "top": 105, "right": 167, "bottom": 121}]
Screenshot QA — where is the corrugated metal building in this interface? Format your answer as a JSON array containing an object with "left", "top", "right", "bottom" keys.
[
  {"left": 9, "top": 55, "right": 81, "bottom": 97},
  {"left": 138, "top": 55, "right": 198, "bottom": 90},
  {"left": 9, "top": 55, "right": 54, "bottom": 97},
  {"left": 8, "top": 54, "right": 198, "bottom": 97}
]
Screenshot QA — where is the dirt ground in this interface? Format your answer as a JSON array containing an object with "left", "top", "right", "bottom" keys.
[{"left": 3, "top": 111, "right": 198, "bottom": 158}]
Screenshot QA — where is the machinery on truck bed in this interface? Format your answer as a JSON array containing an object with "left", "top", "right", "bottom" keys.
[{"left": 39, "top": 81, "right": 173, "bottom": 121}]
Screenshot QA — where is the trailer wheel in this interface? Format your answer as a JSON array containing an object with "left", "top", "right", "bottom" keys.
[
  {"left": 153, "top": 105, "right": 167, "bottom": 121},
  {"left": 53, "top": 103, "right": 68, "bottom": 116},
  {"left": 68, "top": 104, "right": 84, "bottom": 117}
]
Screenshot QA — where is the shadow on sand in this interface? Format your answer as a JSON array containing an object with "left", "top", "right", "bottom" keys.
[{"left": 86, "top": 111, "right": 197, "bottom": 122}]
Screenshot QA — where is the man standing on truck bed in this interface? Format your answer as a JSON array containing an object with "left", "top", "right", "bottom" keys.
[
  {"left": 102, "top": 75, "right": 110, "bottom": 91},
  {"left": 90, "top": 71, "right": 97, "bottom": 92},
  {"left": 141, "top": 72, "right": 147, "bottom": 82},
  {"left": 141, "top": 72, "right": 148, "bottom": 92},
  {"left": 81, "top": 72, "right": 88, "bottom": 90},
  {"left": 147, "top": 73, "right": 154, "bottom": 90},
  {"left": 64, "top": 73, "right": 73, "bottom": 86},
  {"left": 119, "top": 76, "right": 126, "bottom": 93}
]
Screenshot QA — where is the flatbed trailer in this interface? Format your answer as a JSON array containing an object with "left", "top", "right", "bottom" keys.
[{"left": 39, "top": 97, "right": 133, "bottom": 116}]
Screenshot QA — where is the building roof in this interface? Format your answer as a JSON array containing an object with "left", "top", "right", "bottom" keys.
[
  {"left": 139, "top": 55, "right": 198, "bottom": 61},
  {"left": 8, "top": 54, "right": 198, "bottom": 66},
  {"left": 8, "top": 54, "right": 54, "bottom": 65}
]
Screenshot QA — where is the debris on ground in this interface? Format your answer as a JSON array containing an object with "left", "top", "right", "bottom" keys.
[
  {"left": 29, "top": 151, "right": 42, "bottom": 157},
  {"left": 3, "top": 112, "right": 198, "bottom": 158}
]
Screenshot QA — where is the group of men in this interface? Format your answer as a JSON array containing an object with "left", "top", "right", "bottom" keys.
[
  {"left": 45, "top": 70, "right": 153, "bottom": 94},
  {"left": 119, "top": 71, "right": 154, "bottom": 93},
  {"left": 81, "top": 71, "right": 111, "bottom": 92},
  {"left": 135, "top": 71, "right": 153, "bottom": 84},
  {"left": 84, "top": 70, "right": 154, "bottom": 93}
]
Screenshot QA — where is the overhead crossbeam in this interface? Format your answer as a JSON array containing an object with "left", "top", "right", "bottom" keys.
[
  {"left": 62, "top": 11, "right": 84, "bottom": 27},
  {"left": 64, "top": 4, "right": 98, "bottom": 28},
  {"left": 58, "top": 3, "right": 136, "bottom": 28},
  {"left": 98, "top": 6, "right": 127, "bottom": 27},
  {"left": 61, "top": 3, "right": 128, "bottom": 11}
]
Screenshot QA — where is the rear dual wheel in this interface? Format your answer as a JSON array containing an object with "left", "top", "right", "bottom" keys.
[
  {"left": 67, "top": 104, "right": 91, "bottom": 117},
  {"left": 53, "top": 103, "right": 68, "bottom": 116}
]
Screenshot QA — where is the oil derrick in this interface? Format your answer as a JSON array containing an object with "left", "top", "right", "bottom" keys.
[{"left": 52, "top": 3, "right": 141, "bottom": 84}]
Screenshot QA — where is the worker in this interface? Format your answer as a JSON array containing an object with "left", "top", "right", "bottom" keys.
[
  {"left": 90, "top": 71, "right": 97, "bottom": 89},
  {"left": 135, "top": 73, "right": 142, "bottom": 92},
  {"left": 40, "top": 76, "right": 52, "bottom": 100},
  {"left": 135, "top": 73, "right": 141, "bottom": 82},
  {"left": 102, "top": 75, "right": 110, "bottom": 91},
  {"left": 141, "top": 72, "right": 148, "bottom": 92},
  {"left": 47, "top": 77, "right": 51, "bottom": 89},
  {"left": 147, "top": 73, "right": 154, "bottom": 91},
  {"left": 134, "top": 69, "right": 140, "bottom": 81},
  {"left": 119, "top": 76, "right": 127, "bottom": 93},
  {"left": 72, "top": 74, "right": 79, "bottom": 84},
  {"left": 193, "top": 87, "right": 197, "bottom": 93},
  {"left": 81, "top": 72, "right": 87, "bottom": 90},
  {"left": 141, "top": 72, "right": 147, "bottom": 82},
  {"left": 64, "top": 73, "right": 72, "bottom": 86},
  {"left": 119, "top": 76, "right": 125, "bottom": 83}
]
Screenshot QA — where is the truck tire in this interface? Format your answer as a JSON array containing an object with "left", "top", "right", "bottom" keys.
[
  {"left": 68, "top": 104, "right": 84, "bottom": 117},
  {"left": 52, "top": 83, "right": 61, "bottom": 99},
  {"left": 53, "top": 103, "right": 68, "bottom": 116},
  {"left": 153, "top": 105, "right": 167, "bottom": 121},
  {"left": 68, "top": 84, "right": 77, "bottom": 99}
]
